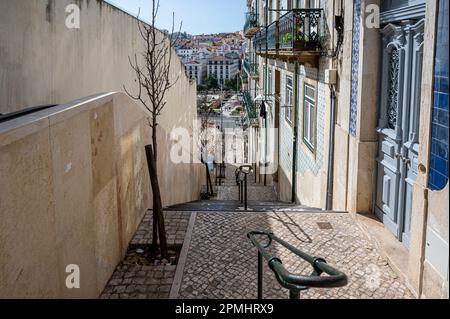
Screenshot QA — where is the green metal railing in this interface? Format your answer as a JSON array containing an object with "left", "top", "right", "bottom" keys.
[
  {"left": 243, "top": 59, "right": 259, "bottom": 77},
  {"left": 242, "top": 91, "right": 257, "bottom": 120},
  {"left": 247, "top": 231, "right": 348, "bottom": 299},
  {"left": 236, "top": 165, "right": 253, "bottom": 211},
  {"left": 244, "top": 11, "right": 259, "bottom": 35}
]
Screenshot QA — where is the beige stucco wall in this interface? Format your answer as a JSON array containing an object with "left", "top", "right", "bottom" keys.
[
  {"left": 0, "top": 0, "right": 189, "bottom": 116},
  {"left": 421, "top": 185, "right": 449, "bottom": 299},
  {"left": 0, "top": 0, "right": 202, "bottom": 299},
  {"left": 408, "top": 0, "right": 448, "bottom": 299},
  {"left": 0, "top": 92, "right": 202, "bottom": 298}
]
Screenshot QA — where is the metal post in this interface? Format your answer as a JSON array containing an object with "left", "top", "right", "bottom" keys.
[
  {"left": 258, "top": 251, "right": 263, "bottom": 299},
  {"left": 238, "top": 181, "right": 241, "bottom": 201},
  {"left": 244, "top": 173, "right": 248, "bottom": 211},
  {"left": 205, "top": 163, "right": 210, "bottom": 195},
  {"left": 214, "top": 163, "right": 219, "bottom": 186},
  {"left": 289, "top": 290, "right": 301, "bottom": 299},
  {"left": 291, "top": 61, "right": 299, "bottom": 203},
  {"left": 241, "top": 182, "right": 244, "bottom": 204}
]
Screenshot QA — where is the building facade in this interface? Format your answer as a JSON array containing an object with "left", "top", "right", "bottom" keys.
[
  {"left": 185, "top": 60, "right": 207, "bottom": 85},
  {"left": 207, "top": 56, "right": 240, "bottom": 85},
  {"left": 242, "top": 0, "right": 448, "bottom": 298}
]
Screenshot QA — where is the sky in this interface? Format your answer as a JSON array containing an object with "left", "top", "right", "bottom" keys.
[{"left": 106, "top": 0, "right": 246, "bottom": 35}]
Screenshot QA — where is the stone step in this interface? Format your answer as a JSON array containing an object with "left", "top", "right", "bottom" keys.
[{"left": 165, "top": 200, "right": 322, "bottom": 213}]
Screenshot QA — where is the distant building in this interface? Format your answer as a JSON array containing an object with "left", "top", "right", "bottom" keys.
[
  {"left": 207, "top": 56, "right": 239, "bottom": 85},
  {"left": 185, "top": 60, "right": 207, "bottom": 86},
  {"left": 176, "top": 47, "right": 198, "bottom": 61}
]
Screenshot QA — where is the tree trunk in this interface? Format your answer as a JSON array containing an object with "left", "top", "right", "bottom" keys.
[
  {"left": 151, "top": 121, "right": 159, "bottom": 252},
  {"left": 145, "top": 144, "right": 169, "bottom": 260}
]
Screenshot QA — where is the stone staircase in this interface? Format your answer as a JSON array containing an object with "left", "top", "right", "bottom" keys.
[{"left": 166, "top": 163, "right": 319, "bottom": 213}]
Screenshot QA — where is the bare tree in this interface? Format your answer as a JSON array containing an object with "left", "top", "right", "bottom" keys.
[
  {"left": 124, "top": 0, "right": 182, "bottom": 261},
  {"left": 198, "top": 94, "right": 216, "bottom": 158}
]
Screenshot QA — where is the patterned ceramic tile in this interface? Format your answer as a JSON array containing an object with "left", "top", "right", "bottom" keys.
[{"left": 349, "top": 0, "right": 362, "bottom": 137}]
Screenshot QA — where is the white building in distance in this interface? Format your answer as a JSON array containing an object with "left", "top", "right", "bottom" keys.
[
  {"left": 185, "top": 60, "right": 207, "bottom": 86},
  {"left": 207, "top": 56, "right": 239, "bottom": 85}
]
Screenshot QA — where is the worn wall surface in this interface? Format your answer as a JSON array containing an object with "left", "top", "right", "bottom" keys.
[
  {"left": 0, "top": 93, "right": 202, "bottom": 298},
  {"left": 0, "top": 0, "right": 189, "bottom": 116},
  {"left": 0, "top": 0, "right": 202, "bottom": 298}
]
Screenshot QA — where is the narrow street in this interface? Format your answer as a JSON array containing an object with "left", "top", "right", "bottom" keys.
[
  {"left": 100, "top": 93, "right": 415, "bottom": 300},
  {"left": 101, "top": 164, "right": 413, "bottom": 299},
  {"left": 1, "top": 0, "right": 447, "bottom": 302}
]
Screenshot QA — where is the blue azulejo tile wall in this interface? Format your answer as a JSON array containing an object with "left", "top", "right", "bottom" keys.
[
  {"left": 429, "top": 0, "right": 449, "bottom": 190},
  {"left": 349, "top": 0, "right": 361, "bottom": 137}
]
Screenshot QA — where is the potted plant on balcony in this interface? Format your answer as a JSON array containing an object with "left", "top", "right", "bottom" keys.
[{"left": 281, "top": 33, "right": 293, "bottom": 47}]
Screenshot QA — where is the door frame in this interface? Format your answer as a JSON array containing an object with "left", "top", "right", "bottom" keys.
[{"left": 374, "top": 19, "right": 425, "bottom": 248}]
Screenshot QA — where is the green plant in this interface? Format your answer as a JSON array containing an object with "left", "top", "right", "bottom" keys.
[{"left": 281, "top": 33, "right": 292, "bottom": 44}]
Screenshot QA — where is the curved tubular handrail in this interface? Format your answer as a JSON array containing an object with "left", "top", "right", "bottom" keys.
[
  {"left": 0, "top": 104, "right": 58, "bottom": 123},
  {"left": 238, "top": 164, "right": 254, "bottom": 175},
  {"left": 247, "top": 230, "right": 348, "bottom": 291}
]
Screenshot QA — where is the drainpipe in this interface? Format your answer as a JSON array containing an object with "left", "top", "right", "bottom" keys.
[
  {"left": 326, "top": 86, "right": 336, "bottom": 210},
  {"left": 326, "top": 0, "right": 338, "bottom": 210},
  {"left": 263, "top": 0, "right": 269, "bottom": 186},
  {"left": 291, "top": 62, "right": 299, "bottom": 203}
]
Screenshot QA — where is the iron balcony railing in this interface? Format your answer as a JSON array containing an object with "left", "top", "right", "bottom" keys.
[
  {"left": 243, "top": 58, "right": 259, "bottom": 77},
  {"left": 244, "top": 11, "right": 259, "bottom": 36},
  {"left": 255, "top": 8, "right": 325, "bottom": 55},
  {"left": 243, "top": 91, "right": 257, "bottom": 120},
  {"left": 254, "top": 28, "right": 266, "bottom": 53}
]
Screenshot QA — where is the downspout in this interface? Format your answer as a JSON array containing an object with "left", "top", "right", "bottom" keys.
[
  {"left": 290, "top": 0, "right": 301, "bottom": 203},
  {"left": 326, "top": 86, "right": 336, "bottom": 210},
  {"left": 326, "top": 0, "right": 338, "bottom": 210},
  {"left": 264, "top": 0, "right": 269, "bottom": 186},
  {"left": 291, "top": 61, "right": 299, "bottom": 203}
]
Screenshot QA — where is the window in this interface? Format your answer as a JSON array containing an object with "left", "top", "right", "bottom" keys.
[
  {"left": 303, "top": 83, "right": 316, "bottom": 151},
  {"left": 387, "top": 48, "right": 400, "bottom": 129},
  {"left": 285, "top": 76, "right": 293, "bottom": 124}
]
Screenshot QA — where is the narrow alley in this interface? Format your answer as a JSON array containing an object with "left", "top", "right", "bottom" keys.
[{"left": 101, "top": 162, "right": 413, "bottom": 299}]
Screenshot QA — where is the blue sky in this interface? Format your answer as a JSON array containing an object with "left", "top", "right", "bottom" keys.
[{"left": 106, "top": 0, "right": 246, "bottom": 34}]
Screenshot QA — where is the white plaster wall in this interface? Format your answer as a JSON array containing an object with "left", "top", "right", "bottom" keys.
[{"left": 0, "top": 0, "right": 191, "bottom": 116}]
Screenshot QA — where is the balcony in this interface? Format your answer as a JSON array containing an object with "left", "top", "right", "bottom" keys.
[
  {"left": 254, "top": 9, "right": 325, "bottom": 65},
  {"left": 243, "top": 58, "right": 259, "bottom": 79},
  {"left": 244, "top": 11, "right": 259, "bottom": 38},
  {"left": 242, "top": 91, "right": 258, "bottom": 126}
]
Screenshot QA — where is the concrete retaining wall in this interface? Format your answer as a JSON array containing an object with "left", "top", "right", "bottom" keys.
[
  {"left": 0, "top": 92, "right": 203, "bottom": 298},
  {"left": 0, "top": 0, "right": 203, "bottom": 299}
]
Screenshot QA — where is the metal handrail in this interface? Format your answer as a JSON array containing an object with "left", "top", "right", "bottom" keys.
[
  {"left": 0, "top": 104, "right": 58, "bottom": 123},
  {"left": 236, "top": 165, "right": 253, "bottom": 210},
  {"left": 247, "top": 230, "right": 348, "bottom": 299},
  {"left": 201, "top": 158, "right": 214, "bottom": 197},
  {"left": 254, "top": 8, "right": 324, "bottom": 54}
]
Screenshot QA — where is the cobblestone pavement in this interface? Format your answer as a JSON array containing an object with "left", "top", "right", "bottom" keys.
[
  {"left": 215, "top": 164, "right": 278, "bottom": 201},
  {"left": 176, "top": 211, "right": 414, "bottom": 299},
  {"left": 100, "top": 211, "right": 191, "bottom": 299},
  {"left": 132, "top": 210, "right": 190, "bottom": 246},
  {"left": 216, "top": 185, "right": 278, "bottom": 201}
]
